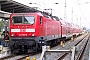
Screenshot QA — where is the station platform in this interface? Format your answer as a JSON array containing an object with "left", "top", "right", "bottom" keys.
[{"left": 0, "top": 46, "right": 11, "bottom": 58}]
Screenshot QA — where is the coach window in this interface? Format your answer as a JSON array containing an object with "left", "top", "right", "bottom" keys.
[{"left": 40, "top": 16, "right": 42, "bottom": 25}]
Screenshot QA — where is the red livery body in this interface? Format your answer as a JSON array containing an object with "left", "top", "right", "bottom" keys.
[{"left": 9, "top": 12, "right": 82, "bottom": 53}]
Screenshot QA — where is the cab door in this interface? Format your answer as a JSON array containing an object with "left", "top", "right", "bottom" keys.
[{"left": 38, "top": 16, "right": 43, "bottom": 36}]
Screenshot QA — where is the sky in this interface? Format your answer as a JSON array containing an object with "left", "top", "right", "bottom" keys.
[{"left": 13, "top": 0, "right": 90, "bottom": 29}]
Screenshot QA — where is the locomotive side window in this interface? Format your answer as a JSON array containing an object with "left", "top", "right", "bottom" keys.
[
  {"left": 24, "top": 16, "right": 35, "bottom": 24},
  {"left": 12, "top": 16, "right": 22, "bottom": 23},
  {"left": 40, "top": 16, "right": 42, "bottom": 25}
]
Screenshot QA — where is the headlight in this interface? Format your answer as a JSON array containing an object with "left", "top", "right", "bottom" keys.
[
  {"left": 32, "top": 34, "right": 35, "bottom": 36},
  {"left": 11, "top": 34, "right": 14, "bottom": 36}
]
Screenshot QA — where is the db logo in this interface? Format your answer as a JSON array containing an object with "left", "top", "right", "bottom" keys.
[{"left": 20, "top": 29, "right": 26, "bottom": 32}]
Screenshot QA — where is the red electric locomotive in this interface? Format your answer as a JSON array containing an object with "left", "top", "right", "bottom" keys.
[
  {"left": 9, "top": 11, "right": 82, "bottom": 53},
  {"left": 9, "top": 12, "right": 61, "bottom": 53}
]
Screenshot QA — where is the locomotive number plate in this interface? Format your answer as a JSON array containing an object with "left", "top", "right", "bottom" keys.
[{"left": 20, "top": 29, "right": 26, "bottom": 32}]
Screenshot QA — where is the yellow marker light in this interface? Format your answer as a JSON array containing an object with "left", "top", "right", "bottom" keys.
[
  {"left": 32, "top": 58, "right": 36, "bottom": 60},
  {"left": 46, "top": 46, "right": 50, "bottom": 51},
  {"left": 70, "top": 46, "right": 72, "bottom": 51},
  {"left": 2, "top": 46, "right": 4, "bottom": 54},
  {"left": 26, "top": 57, "right": 30, "bottom": 60},
  {"left": 60, "top": 41, "right": 63, "bottom": 47},
  {"left": 48, "top": 46, "right": 50, "bottom": 50},
  {"left": 71, "top": 36, "right": 74, "bottom": 41}
]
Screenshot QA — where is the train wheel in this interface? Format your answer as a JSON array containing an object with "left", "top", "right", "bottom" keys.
[
  {"left": 45, "top": 41, "right": 50, "bottom": 46},
  {"left": 33, "top": 43, "right": 38, "bottom": 52},
  {"left": 24, "top": 50, "right": 28, "bottom": 53}
]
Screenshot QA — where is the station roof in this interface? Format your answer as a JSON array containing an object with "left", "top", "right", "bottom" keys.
[{"left": 0, "top": 0, "right": 38, "bottom": 13}]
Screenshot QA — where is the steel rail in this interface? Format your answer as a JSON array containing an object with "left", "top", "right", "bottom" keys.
[
  {"left": 0, "top": 54, "right": 16, "bottom": 60},
  {"left": 58, "top": 34, "right": 88, "bottom": 60},
  {"left": 76, "top": 35, "right": 89, "bottom": 60}
]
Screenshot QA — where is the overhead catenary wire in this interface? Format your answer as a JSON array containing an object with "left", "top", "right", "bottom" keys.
[
  {"left": 77, "top": 0, "right": 88, "bottom": 27},
  {"left": 77, "top": 1, "right": 86, "bottom": 20}
]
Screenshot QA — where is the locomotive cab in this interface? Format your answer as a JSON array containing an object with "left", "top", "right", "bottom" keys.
[
  {"left": 10, "top": 14, "right": 36, "bottom": 37},
  {"left": 9, "top": 13, "right": 43, "bottom": 53}
]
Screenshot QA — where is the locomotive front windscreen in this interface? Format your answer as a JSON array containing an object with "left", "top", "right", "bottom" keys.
[{"left": 12, "top": 16, "right": 35, "bottom": 24}]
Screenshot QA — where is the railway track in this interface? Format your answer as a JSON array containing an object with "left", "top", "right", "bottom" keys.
[
  {"left": 0, "top": 54, "right": 16, "bottom": 60},
  {"left": 5, "top": 54, "right": 30, "bottom": 60},
  {"left": 58, "top": 33, "right": 89, "bottom": 60},
  {"left": 76, "top": 35, "right": 89, "bottom": 60},
  {"left": 0, "top": 54, "right": 30, "bottom": 60},
  {"left": 0, "top": 33, "right": 88, "bottom": 60},
  {"left": 2, "top": 50, "right": 41, "bottom": 60}
]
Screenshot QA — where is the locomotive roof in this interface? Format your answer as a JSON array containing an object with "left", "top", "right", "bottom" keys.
[{"left": 11, "top": 12, "right": 60, "bottom": 21}]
